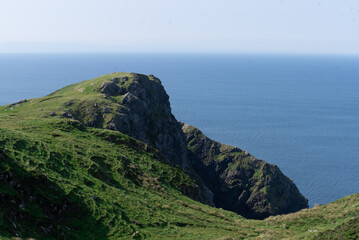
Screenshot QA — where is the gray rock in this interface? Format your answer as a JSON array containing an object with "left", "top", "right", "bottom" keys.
[
  {"left": 99, "top": 81, "right": 119, "bottom": 96},
  {"left": 95, "top": 74, "right": 190, "bottom": 171},
  {"left": 62, "top": 112, "right": 73, "bottom": 118},
  {"left": 118, "top": 86, "right": 126, "bottom": 95},
  {"left": 181, "top": 123, "right": 308, "bottom": 219},
  {"left": 49, "top": 112, "right": 57, "bottom": 116},
  {"left": 8, "top": 99, "right": 27, "bottom": 107}
]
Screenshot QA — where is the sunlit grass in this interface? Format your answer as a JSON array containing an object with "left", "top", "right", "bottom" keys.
[{"left": 0, "top": 72, "right": 357, "bottom": 239}]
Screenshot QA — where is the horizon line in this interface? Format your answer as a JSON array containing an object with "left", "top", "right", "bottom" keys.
[{"left": 1, "top": 51, "right": 359, "bottom": 57}]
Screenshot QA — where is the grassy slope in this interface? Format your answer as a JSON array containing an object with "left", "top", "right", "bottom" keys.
[
  {"left": 0, "top": 72, "right": 132, "bottom": 124},
  {"left": 0, "top": 72, "right": 358, "bottom": 239}
]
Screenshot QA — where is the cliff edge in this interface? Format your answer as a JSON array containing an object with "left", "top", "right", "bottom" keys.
[
  {"left": 2, "top": 72, "right": 308, "bottom": 219},
  {"left": 42, "top": 72, "right": 308, "bottom": 218},
  {"left": 182, "top": 123, "right": 308, "bottom": 219}
]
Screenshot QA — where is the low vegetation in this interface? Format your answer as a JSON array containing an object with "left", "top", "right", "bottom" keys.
[{"left": 0, "top": 73, "right": 357, "bottom": 239}]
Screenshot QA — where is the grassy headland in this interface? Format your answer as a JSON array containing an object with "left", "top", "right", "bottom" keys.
[{"left": 0, "top": 73, "right": 357, "bottom": 239}]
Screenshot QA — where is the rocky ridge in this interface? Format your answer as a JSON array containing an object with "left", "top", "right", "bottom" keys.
[
  {"left": 59, "top": 72, "right": 308, "bottom": 218},
  {"left": 66, "top": 73, "right": 190, "bottom": 170},
  {"left": 182, "top": 123, "right": 308, "bottom": 219}
]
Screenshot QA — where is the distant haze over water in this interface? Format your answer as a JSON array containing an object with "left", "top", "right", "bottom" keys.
[{"left": 1, "top": 53, "right": 358, "bottom": 207}]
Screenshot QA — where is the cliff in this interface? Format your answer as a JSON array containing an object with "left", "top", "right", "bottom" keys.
[
  {"left": 0, "top": 72, "right": 354, "bottom": 239},
  {"left": 47, "top": 72, "right": 307, "bottom": 217},
  {"left": 182, "top": 123, "right": 308, "bottom": 219}
]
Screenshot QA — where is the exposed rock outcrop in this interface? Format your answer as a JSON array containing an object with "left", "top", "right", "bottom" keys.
[
  {"left": 7, "top": 99, "right": 27, "bottom": 108},
  {"left": 104, "top": 73, "right": 190, "bottom": 170},
  {"left": 99, "top": 79, "right": 125, "bottom": 96},
  {"left": 181, "top": 123, "right": 308, "bottom": 219},
  {"left": 67, "top": 73, "right": 190, "bottom": 170},
  {"left": 65, "top": 72, "right": 308, "bottom": 218}
]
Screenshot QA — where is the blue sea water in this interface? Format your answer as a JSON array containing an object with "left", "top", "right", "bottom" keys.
[{"left": 0, "top": 53, "right": 358, "bottom": 207}]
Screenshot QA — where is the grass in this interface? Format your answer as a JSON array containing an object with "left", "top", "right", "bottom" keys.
[{"left": 0, "top": 72, "right": 358, "bottom": 239}]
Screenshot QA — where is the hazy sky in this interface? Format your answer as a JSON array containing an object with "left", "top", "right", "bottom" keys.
[{"left": 1, "top": 0, "right": 359, "bottom": 53}]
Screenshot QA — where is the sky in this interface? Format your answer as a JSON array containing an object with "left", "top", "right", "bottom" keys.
[{"left": 1, "top": 0, "right": 359, "bottom": 54}]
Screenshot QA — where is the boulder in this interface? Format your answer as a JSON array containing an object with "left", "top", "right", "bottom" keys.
[
  {"left": 99, "top": 81, "right": 119, "bottom": 96},
  {"left": 62, "top": 112, "right": 73, "bottom": 119}
]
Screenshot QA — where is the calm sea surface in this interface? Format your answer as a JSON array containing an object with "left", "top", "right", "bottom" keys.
[{"left": 1, "top": 53, "right": 358, "bottom": 207}]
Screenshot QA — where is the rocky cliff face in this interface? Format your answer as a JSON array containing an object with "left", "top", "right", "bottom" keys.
[
  {"left": 182, "top": 124, "right": 308, "bottom": 219},
  {"left": 67, "top": 73, "right": 190, "bottom": 169},
  {"left": 65, "top": 72, "right": 308, "bottom": 218}
]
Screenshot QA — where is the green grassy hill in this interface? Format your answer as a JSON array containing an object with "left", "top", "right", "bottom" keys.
[{"left": 0, "top": 73, "right": 358, "bottom": 239}]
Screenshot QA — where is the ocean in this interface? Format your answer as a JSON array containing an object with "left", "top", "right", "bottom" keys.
[{"left": 1, "top": 53, "right": 358, "bottom": 207}]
